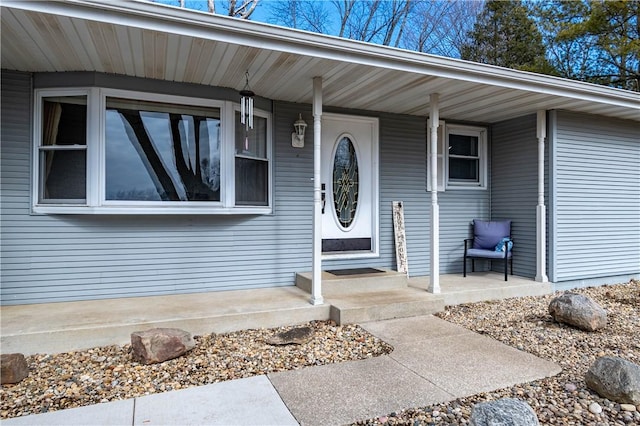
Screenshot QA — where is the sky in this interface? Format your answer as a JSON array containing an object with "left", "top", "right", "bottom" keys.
[{"left": 151, "top": 0, "right": 274, "bottom": 22}]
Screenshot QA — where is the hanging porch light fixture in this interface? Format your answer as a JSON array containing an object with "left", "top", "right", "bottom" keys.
[{"left": 239, "top": 71, "right": 255, "bottom": 130}]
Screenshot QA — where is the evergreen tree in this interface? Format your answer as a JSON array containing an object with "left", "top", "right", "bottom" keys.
[
  {"left": 532, "top": 0, "right": 601, "bottom": 83},
  {"left": 555, "top": 0, "right": 639, "bottom": 91},
  {"left": 460, "top": 0, "right": 550, "bottom": 73}
]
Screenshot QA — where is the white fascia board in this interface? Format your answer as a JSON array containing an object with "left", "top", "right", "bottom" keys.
[{"left": 5, "top": 0, "right": 640, "bottom": 112}]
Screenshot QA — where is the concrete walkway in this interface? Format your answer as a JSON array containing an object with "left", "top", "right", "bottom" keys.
[{"left": 2, "top": 315, "right": 560, "bottom": 426}]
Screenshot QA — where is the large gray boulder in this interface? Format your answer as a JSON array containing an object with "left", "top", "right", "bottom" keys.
[
  {"left": 131, "top": 328, "right": 195, "bottom": 364},
  {"left": 585, "top": 356, "right": 640, "bottom": 405},
  {"left": 470, "top": 398, "right": 539, "bottom": 426},
  {"left": 1, "top": 353, "right": 29, "bottom": 384},
  {"left": 548, "top": 292, "right": 607, "bottom": 331}
]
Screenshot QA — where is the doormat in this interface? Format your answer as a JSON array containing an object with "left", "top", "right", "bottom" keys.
[{"left": 327, "top": 268, "right": 385, "bottom": 276}]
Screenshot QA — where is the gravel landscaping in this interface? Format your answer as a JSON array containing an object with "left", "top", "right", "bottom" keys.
[
  {"left": 357, "top": 279, "right": 640, "bottom": 425},
  {"left": 1, "top": 279, "right": 638, "bottom": 425},
  {"left": 0, "top": 321, "right": 392, "bottom": 420}
]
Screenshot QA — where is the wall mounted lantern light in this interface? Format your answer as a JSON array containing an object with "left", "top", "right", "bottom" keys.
[
  {"left": 239, "top": 71, "right": 254, "bottom": 130},
  {"left": 291, "top": 113, "right": 307, "bottom": 148}
]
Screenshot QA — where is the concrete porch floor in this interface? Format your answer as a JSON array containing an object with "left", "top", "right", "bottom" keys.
[
  {"left": 410, "top": 271, "right": 553, "bottom": 306},
  {"left": 0, "top": 273, "right": 551, "bottom": 355}
]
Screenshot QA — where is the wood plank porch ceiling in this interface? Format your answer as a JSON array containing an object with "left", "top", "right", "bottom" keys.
[{"left": 2, "top": 1, "right": 639, "bottom": 123}]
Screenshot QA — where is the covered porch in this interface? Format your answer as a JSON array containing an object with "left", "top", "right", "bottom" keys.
[
  {"left": 1, "top": 272, "right": 550, "bottom": 356},
  {"left": 1, "top": 1, "right": 637, "bottom": 308}
]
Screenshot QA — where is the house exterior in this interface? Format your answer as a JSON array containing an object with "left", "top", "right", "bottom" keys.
[{"left": 1, "top": 0, "right": 639, "bottom": 306}]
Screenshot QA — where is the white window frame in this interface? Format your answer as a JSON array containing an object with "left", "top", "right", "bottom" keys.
[
  {"left": 445, "top": 124, "right": 487, "bottom": 190},
  {"left": 32, "top": 88, "right": 93, "bottom": 208},
  {"left": 32, "top": 87, "right": 272, "bottom": 215},
  {"left": 231, "top": 105, "right": 273, "bottom": 210},
  {"left": 427, "top": 120, "right": 488, "bottom": 191}
]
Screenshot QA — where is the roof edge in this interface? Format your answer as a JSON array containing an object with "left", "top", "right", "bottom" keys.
[{"left": 3, "top": 0, "right": 640, "bottom": 111}]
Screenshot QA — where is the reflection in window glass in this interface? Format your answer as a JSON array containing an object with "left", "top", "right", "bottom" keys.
[
  {"left": 235, "top": 158, "right": 268, "bottom": 205},
  {"left": 235, "top": 113, "right": 267, "bottom": 158},
  {"left": 449, "top": 158, "right": 479, "bottom": 181},
  {"left": 105, "top": 98, "right": 221, "bottom": 201},
  {"left": 448, "top": 133, "right": 480, "bottom": 183},
  {"left": 449, "top": 134, "right": 478, "bottom": 156},
  {"left": 41, "top": 150, "right": 87, "bottom": 200}
]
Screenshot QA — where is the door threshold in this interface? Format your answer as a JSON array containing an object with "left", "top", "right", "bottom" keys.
[{"left": 322, "top": 251, "right": 379, "bottom": 260}]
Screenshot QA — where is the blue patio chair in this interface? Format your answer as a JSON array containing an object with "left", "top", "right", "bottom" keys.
[{"left": 463, "top": 219, "right": 513, "bottom": 281}]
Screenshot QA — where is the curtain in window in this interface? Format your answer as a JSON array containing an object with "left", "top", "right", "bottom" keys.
[{"left": 42, "top": 101, "right": 62, "bottom": 198}]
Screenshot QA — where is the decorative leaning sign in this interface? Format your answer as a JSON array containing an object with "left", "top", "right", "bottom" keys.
[{"left": 392, "top": 201, "right": 408, "bottom": 275}]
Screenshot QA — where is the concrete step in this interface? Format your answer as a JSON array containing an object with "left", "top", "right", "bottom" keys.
[
  {"left": 438, "top": 280, "right": 553, "bottom": 306},
  {"left": 327, "top": 288, "right": 445, "bottom": 324},
  {"left": 296, "top": 268, "right": 408, "bottom": 296}
]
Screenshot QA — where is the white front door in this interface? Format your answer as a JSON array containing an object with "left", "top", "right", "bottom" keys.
[{"left": 321, "top": 114, "right": 378, "bottom": 258}]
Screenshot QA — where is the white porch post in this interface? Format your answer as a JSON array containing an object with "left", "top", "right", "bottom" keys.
[
  {"left": 428, "top": 94, "right": 440, "bottom": 293},
  {"left": 310, "top": 77, "right": 324, "bottom": 305},
  {"left": 536, "top": 110, "right": 549, "bottom": 283}
]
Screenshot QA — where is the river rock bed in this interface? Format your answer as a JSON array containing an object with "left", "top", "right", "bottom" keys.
[
  {"left": 0, "top": 320, "right": 392, "bottom": 419},
  {"left": 2, "top": 280, "right": 639, "bottom": 424},
  {"left": 356, "top": 279, "right": 640, "bottom": 425}
]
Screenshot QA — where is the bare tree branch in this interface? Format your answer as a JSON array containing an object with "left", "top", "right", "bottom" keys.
[
  {"left": 391, "top": 0, "right": 413, "bottom": 47},
  {"left": 229, "top": 0, "right": 260, "bottom": 19},
  {"left": 333, "top": 0, "right": 357, "bottom": 38}
]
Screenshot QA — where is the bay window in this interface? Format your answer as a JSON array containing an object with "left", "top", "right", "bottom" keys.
[{"left": 33, "top": 88, "right": 271, "bottom": 214}]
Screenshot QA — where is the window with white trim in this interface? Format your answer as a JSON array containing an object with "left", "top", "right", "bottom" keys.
[
  {"left": 427, "top": 120, "right": 487, "bottom": 191},
  {"left": 38, "top": 94, "right": 88, "bottom": 203},
  {"left": 234, "top": 111, "right": 269, "bottom": 206},
  {"left": 33, "top": 88, "right": 272, "bottom": 214}
]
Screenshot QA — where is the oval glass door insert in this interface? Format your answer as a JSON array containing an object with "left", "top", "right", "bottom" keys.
[{"left": 333, "top": 136, "right": 359, "bottom": 228}]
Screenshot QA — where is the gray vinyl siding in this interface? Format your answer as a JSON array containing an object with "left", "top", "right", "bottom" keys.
[
  {"left": 437, "top": 122, "right": 491, "bottom": 274},
  {"left": 378, "top": 115, "right": 489, "bottom": 276},
  {"left": 1, "top": 71, "right": 33, "bottom": 297},
  {"left": 551, "top": 110, "right": 640, "bottom": 282},
  {"left": 439, "top": 188, "right": 490, "bottom": 273},
  {"left": 1, "top": 72, "right": 294, "bottom": 305},
  {"left": 490, "top": 114, "right": 538, "bottom": 278},
  {"left": 317, "top": 109, "right": 489, "bottom": 276},
  {"left": 0, "top": 70, "right": 489, "bottom": 305}
]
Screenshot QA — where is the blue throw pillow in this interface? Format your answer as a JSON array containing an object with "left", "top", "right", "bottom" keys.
[{"left": 495, "top": 237, "right": 513, "bottom": 252}]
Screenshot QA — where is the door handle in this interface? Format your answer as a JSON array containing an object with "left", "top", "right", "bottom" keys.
[{"left": 321, "top": 183, "right": 326, "bottom": 214}]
